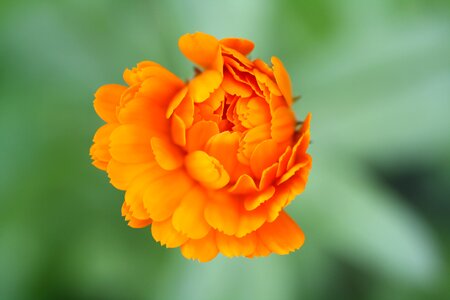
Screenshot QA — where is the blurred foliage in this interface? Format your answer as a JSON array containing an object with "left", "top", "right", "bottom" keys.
[{"left": 0, "top": 0, "right": 449, "bottom": 299}]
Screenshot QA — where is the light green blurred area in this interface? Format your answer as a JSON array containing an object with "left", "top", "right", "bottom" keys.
[{"left": 1, "top": 0, "right": 449, "bottom": 299}]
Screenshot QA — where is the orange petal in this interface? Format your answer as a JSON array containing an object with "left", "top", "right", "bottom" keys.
[
  {"left": 271, "top": 106, "right": 296, "bottom": 143},
  {"left": 172, "top": 185, "right": 211, "bottom": 239},
  {"left": 237, "top": 124, "right": 271, "bottom": 165},
  {"left": 110, "top": 124, "right": 154, "bottom": 163},
  {"left": 204, "top": 192, "right": 240, "bottom": 235},
  {"left": 93, "top": 84, "right": 126, "bottom": 123},
  {"left": 247, "top": 234, "right": 271, "bottom": 258},
  {"left": 253, "top": 68, "right": 282, "bottom": 97},
  {"left": 220, "top": 38, "right": 255, "bottom": 56},
  {"left": 236, "top": 208, "right": 267, "bottom": 237},
  {"left": 166, "top": 86, "right": 188, "bottom": 119},
  {"left": 272, "top": 56, "right": 293, "bottom": 106},
  {"left": 276, "top": 146, "right": 292, "bottom": 177},
  {"left": 253, "top": 59, "right": 275, "bottom": 80},
  {"left": 259, "top": 162, "right": 279, "bottom": 190},
  {"left": 122, "top": 202, "right": 152, "bottom": 228},
  {"left": 244, "top": 186, "right": 275, "bottom": 211},
  {"left": 143, "top": 170, "right": 194, "bottom": 222},
  {"left": 221, "top": 46, "right": 253, "bottom": 69},
  {"left": 257, "top": 211, "right": 305, "bottom": 254},
  {"left": 277, "top": 155, "right": 311, "bottom": 185},
  {"left": 216, "top": 232, "right": 257, "bottom": 257},
  {"left": 123, "top": 61, "right": 184, "bottom": 89},
  {"left": 151, "top": 218, "right": 188, "bottom": 248},
  {"left": 170, "top": 114, "right": 186, "bottom": 147},
  {"left": 204, "top": 87, "right": 225, "bottom": 111},
  {"left": 181, "top": 231, "right": 218, "bottom": 262},
  {"left": 221, "top": 71, "right": 253, "bottom": 97},
  {"left": 118, "top": 96, "right": 169, "bottom": 136},
  {"left": 205, "top": 131, "right": 240, "bottom": 176},
  {"left": 295, "top": 113, "right": 312, "bottom": 158},
  {"left": 225, "top": 64, "right": 249, "bottom": 85},
  {"left": 178, "top": 32, "right": 223, "bottom": 71},
  {"left": 288, "top": 155, "right": 312, "bottom": 196},
  {"left": 124, "top": 166, "right": 167, "bottom": 220},
  {"left": 245, "top": 74, "right": 264, "bottom": 98},
  {"left": 135, "top": 76, "right": 184, "bottom": 108},
  {"left": 174, "top": 96, "right": 194, "bottom": 128},
  {"left": 185, "top": 151, "right": 230, "bottom": 190},
  {"left": 123, "top": 61, "right": 160, "bottom": 86},
  {"left": 250, "top": 139, "right": 279, "bottom": 179},
  {"left": 189, "top": 70, "right": 222, "bottom": 103},
  {"left": 263, "top": 186, "right": 292, "bottom": 222},
  {"left": 126, "top": 217, "right": 152, "bottom": 229},
  {"left": 236, "top": 97, "right": 271, "bottom": 129},
  {"left": 186, "top": 120, "right": 219, "bottom": 152},
  {"left": 90, "top": 123, "right": 117, "bottom": 170},
  {"left": 227, "top": 174, "right": 258, "bottom": 194},
  {"left": 287, "top": 113, "right": 311, "bottom": 170},
  {"left": 107, "top": 159, "right": 155, "bottom": 190},
  {"left": 150, "top": 137, "right": 184, "bottom": 171}
]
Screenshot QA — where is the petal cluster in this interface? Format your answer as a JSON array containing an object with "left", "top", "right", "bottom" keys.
[{"left": 90, "top": 32, "right": 312, "bottom": 262}]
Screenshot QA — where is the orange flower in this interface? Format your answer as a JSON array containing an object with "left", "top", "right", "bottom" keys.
[{"left": 90, "top": 32, "right": 312, "bottom": 262}]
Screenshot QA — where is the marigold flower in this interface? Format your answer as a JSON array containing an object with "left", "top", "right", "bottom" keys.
[{"left": 90, "top": 32, "right": 312, "bottom": 262}]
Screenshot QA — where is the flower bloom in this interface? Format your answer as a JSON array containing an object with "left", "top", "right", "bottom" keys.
[{"left": 90, "top": 32, "right": 312, "bottom": 262}]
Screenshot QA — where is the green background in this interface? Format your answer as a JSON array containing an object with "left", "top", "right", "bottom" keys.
[{"left": 1, "top": 0, "right": 449, "bottom": 299}]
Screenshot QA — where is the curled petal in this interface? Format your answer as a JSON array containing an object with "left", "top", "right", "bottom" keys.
[
  {"left": 250, "top": 139, "right": 279, "bottom": 179},
  {"left": 278, "top": 155, "right": 311, "bottom": 185},
  {"left": 93, "top": 84, "right": 126, "bottom": 123},
  {"left": 170, "top": 114, "right": 186, "bottom": 147},
  {"left": 189, "top": 70, "right": 222, "bottom": 103},
  {"left": 238, "top": 124, "right": 271, "bottom": 165},
  {"left": 271, "top": 106, "right": 296, "bottom": 143},
  {"left": 228, "top": 174, "right": 258, "bottom": 194},
  {"left": 166, "top": 87, "right": 188, "bottom": 119},
  {"left": 119, "top": 97, "right": 169, "bottom": 135},
  {"left": 257, "top": 211, "right": 305, "bottom": 254},
  {"left": 181, "top": 231, "right": 218, "bottom": 262},
  {"left": 247, "top": 234, "right": 271, "bottom": 258},
  {"left": 276, "top": 146, "right": 292, "bottom": 177},
  {"left": 205, "top": 131, "right": 240, "bottom": 176},
  {"left": 216, "top": 232, "right": 257, "bottom": 257},
  {"left": 259, "top": 163, "right": 279, "bottom": 190},
  {"left": 244, "top": 186, "right": 275, "bottom": 211},
  {"left": 107, "top": 159, "right": 154, "bottom": 190},
  {"left": 151, "top": 218, "right": 188, "bottom": 248},
  {"left": 123, "top": 61, "right": 184, "bottom": 89},
  {"left": 288, "top": 113, "right": 311, "bottom": 169},
  {"left": 236, "top": 208, "right": 267, "bottom": 237},
  {"left": 186, "top": 120, "right": 219, "bottom": 152},
  {"left": 253, "top": 59, "right": 275, "bottom": 79},
  {"left": 221, "top": 45, "right": 253, "bottom": 69},
  {"left": 204, "top": 192, "right": 240, "bottom": 235},
  {"left": 110, "top": 124, "right": 154, "bottom": 164},
  {"left": 124, "top": 166, "right": 167, "bottom": 220},
  {"left": 143, "top": 170, "right": 194, "bottom": 222},
  {"left": 185, "top": 151, "right": 230, "bottom": 190},
  {"left": 178, "top": 32, "right": 223, "bottom": 72},
  {"left": 222, "top": 71, "right": 253, "bottom": 97},
  {"left": 220, "top": 38, "right": 255, "bottom": 56},
  {"left": 272, "top": 56, "right": 293, "bottom": 106},
  {"left": 90, "top": 123, "right": 118, "bottom": 170},
  {"left": 254, "top": 68, "right": 282, "bottom": 97},
  {"left": 122, "top": 202, "right": 152, "bottom": 228},
  {"left": 172, "top": 185, "right": 211, "bottom": 239},
  {"left": 151, "top": 137, "right": 184, "bottom": 171}
]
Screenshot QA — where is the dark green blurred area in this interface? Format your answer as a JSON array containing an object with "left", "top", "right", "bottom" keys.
[{"left": 1, "top": 0, "right": 449, "bottom": 299}]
